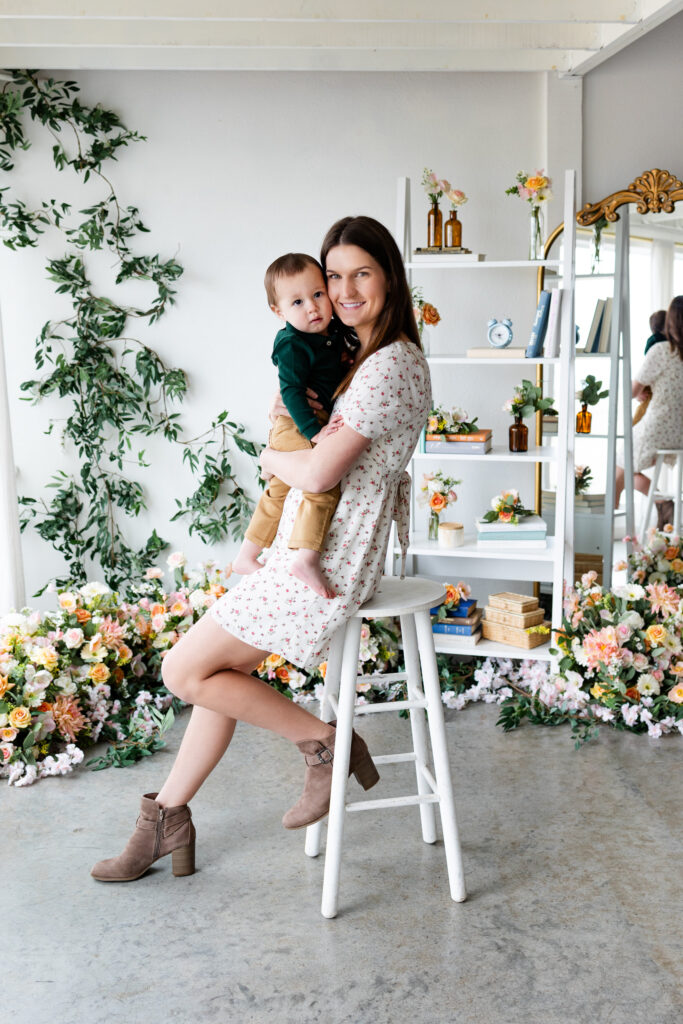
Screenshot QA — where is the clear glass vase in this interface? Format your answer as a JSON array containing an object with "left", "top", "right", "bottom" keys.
[
  {"left": 428, "top": 511, "right": 440, "bottom": 541},
  {"left": 529, "top": 205, "right": 544, "bottom": 261}
]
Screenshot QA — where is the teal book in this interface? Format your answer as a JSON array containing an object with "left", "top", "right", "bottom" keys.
[{"left": 525, "top": 290, "right": 551, "bottom": 358}]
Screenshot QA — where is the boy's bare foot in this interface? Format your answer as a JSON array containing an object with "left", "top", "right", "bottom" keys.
[
  {"left": 291, "top": 550, "right": 335, "bottom": 598},
  {"left": 233, "top": 539, "right": 265, "bottom": 575}
]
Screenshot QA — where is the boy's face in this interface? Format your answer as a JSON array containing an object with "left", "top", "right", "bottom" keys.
[{"left": 271, "top": 266, "right": 333, "bottom": 335}]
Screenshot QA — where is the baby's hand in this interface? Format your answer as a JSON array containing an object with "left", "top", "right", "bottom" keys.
[{"left": 311, "top": 414, "right": 344, "bottom": 444}]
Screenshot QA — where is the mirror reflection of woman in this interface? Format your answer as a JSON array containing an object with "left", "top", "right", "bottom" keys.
[{"left": 615, "top": 296, "right": 683, "bottom": 524}]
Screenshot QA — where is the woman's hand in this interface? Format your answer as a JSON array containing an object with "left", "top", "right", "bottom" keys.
[
  {"left": 259, "top": 447, "right": 275, "bottom": 481},
  {"left": 310, "top": 414, "right": 345, "bottom": 445},
  {"left": 268, "top": 387, "right": 323, "bottom": 424}
]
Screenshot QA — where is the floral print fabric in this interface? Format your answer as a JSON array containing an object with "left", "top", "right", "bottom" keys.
[
  {"left": 630, "top": 343, "right": 683, "bottom": 472},
  {"left": 210, "top": 340, "right": 431, "bottom": 669}
]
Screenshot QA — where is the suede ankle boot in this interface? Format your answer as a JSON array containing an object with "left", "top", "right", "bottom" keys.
[
  {"left": 282, "top": 727, "right": 380, "bottom": 830},
  {"left": 91, "top": 792, "right": 195, "bottom": 882},
  {"left": 656, "top": 499, "right": 674, "bottom": 530}
]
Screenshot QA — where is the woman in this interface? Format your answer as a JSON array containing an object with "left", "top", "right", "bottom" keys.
[
  {"left": 614, "top": 295, "right": 683, "bottom": 519},
  {"left": 91, "top": 216, "right": 431, "bottom": 882}
]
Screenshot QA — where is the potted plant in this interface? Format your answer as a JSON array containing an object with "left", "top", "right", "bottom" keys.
[
  {"left": 503, "top": 380, "right": 557, "bottom": 452},
  {"left": 576, "top": 375, "right": 609, "bottom": 434}
]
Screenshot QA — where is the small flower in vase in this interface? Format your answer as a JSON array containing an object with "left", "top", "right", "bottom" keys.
[
  {"left": 422, "top": 168, "right": 451, "bottom": 248},
  {"left": 412, "top": 286, "right": 440, "bottom": 353},
  {"left": 504, "top": 379, "right": 557, "bottom": 452},
  {"left": 575, "top": 465, "right": 593, "bottom": 496},
  {"left": 444, "top": 188, "right": 468, "bottom": 248},
  {"left": 505, "top": 170, "right": 553, "bottom": 260},
  {"left": 482, "top": 490, "right": 535, "bottom": 525},
  {"left": 418, "top": 470, "right": 461, "bottom": 541}
]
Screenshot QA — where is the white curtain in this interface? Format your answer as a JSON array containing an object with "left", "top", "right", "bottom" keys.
[
  {"left": 0, "top": 313, "right": 26, "bottom": 612},
  {"left": 650, "top": 240, "right": 674, "bottom": 313}
]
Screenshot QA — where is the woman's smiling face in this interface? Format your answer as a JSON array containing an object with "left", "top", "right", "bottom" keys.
[{"left": 324, "top": 244, "right": 388, "bottom": 345}]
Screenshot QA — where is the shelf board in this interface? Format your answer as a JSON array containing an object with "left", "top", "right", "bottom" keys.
[
  {"left": 433, "top": 634, "right": 554, "bottom": 662},
  {"left": 408, "top": 533, "right": 557, "bottom": 562},
  {"left": 426, "top": 355, "right": 560, "bottom": 365},
  {"left": 415, "top": 444, "right": 557, "bottom": 463},
  {"left": 406, "top": 259, "right": 561, "bottom": 270}
]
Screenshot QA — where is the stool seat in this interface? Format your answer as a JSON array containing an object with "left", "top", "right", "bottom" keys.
[
  {"left": 354, "top": 576, "right": 446, "bottom": 618},
  {"left": 304, "top": 575, "right": 466, "bottom": 918}
]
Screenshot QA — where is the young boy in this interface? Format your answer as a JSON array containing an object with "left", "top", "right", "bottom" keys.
[{"left": 232, "top": 253, "right": 350, "bottom": 598}]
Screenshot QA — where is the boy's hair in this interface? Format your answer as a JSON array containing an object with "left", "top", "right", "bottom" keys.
[
  {"left": 264, "top": 252, "right": 323, "bottom": 306},
  {"left": 650, "top": 309, "right": 667, "bottom": 335}
]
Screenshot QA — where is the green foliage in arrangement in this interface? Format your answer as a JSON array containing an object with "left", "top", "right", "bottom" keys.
[
  {"left": 505, "top": 379, "right": 557, "bottom": 420},
  {"left": 0, "top": 70, "right": 262, "bottom": 593},
  {"left": 577, "top": 374, "right": 609, "bottom": 407}
]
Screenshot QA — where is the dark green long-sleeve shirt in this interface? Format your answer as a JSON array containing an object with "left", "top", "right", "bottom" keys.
[{"left": 271, "top": 321, "right": 347, "bottom": 441}]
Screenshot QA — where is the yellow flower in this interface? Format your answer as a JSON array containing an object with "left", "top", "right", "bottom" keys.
[
  {"left": 265, "top": 654, "right": 285, "bottom": 670},
  {"left": 671, "top": 559, "right": 683, "bottom": 573},
  {"left": 35, "top": 645, "right": 59, "bottom": 671},
  {"left": 645, "top": 624, "right": 667, "bottom": 648},
  {"left": 0, "top": 675, "right": 15, "bottom": 698},
  {"left": 9, "top": 705, "right": 32, "bottom": 729},
  {"left": 526, "top": 175, "right": 548, "bottom": 191},
  {"left": 590, "top": 683, "right": 608, "bottom": 701},
  {"left": 89, "top": 662, "right": 111, "bottom": 684}
]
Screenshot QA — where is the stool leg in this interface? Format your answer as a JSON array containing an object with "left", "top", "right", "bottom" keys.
[
  {"left": 305, "top": 628, "right": 345, "bottom": 858},
  {"left": 675, "top": 455, "right": 683, "bottom": 536},
  {"left": 414, "top": 609, "right": 466, "bottom": 903},
  {"left": 641, "top": 454, "right": 662, "bottom": 538},
  {"left": 321, "top": 617, "right": 362, "bottom": 919},
  {"left": 400, "top": 613, "right": 437, "bottom": 844}
]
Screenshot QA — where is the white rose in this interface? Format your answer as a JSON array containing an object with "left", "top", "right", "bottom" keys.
[
  {"left": 189, "top": 589, "right": 208, "bottom": 610},
  {"left": 167, "top": 552, "right": 187, "bottom": 569},
  {"left": 63, "top": 627, "right": 85, "bottom": 649},
  {"left": 80, "top": 581, "right": 110, "bottom": 602}
]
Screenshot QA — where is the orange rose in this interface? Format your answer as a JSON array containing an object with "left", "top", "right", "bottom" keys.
[
  {"left": 275, "top": 666, "right": 290, "bottom": 682},
  {"left": 9, "top": 705, "right": 32, "bottom": 729},
  {"left": 89, "top": 662, "right": 111, "bottom": 684},
  {"left": 151, "top": 603, "right": 167, "bottom": 617},
  {"left": 664, "top": 546, "right": 680, "bottom": 560},
  {"left": 210, "top": 584, "right": 226, "bottom": 598},
  {"left": 671, "top": 559, "right": 683, "bottom": 573},
  {"left": 430, "top": 492, "right": 447, "bottom": 513},
  {"left": 624, "top": 687, "right": 641, "bottom": 702},
  {"left": 422, "top": 302, "right": 441, "bottom": 326},
  {"left": 526, "top": 175, "right": 548, "bottom": 191},
  {"left": 74, "top": 608, "right": 91, "bottom": 624},
  {"left": 36, "top": 701, "right": 52, "bottom": 712},
  {"left": 645, "top": 624, "right": 667, "bottom": 647},
  {"left": 318, "top": 661, "right": 328, "bottom": 678},
  {"left": 444, "top": 584, "right": 459, "bottom": 605}
]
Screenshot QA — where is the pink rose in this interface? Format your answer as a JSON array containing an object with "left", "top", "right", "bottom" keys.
[{"left": 633, "top": 653, "right": 649, "bottom": 671}]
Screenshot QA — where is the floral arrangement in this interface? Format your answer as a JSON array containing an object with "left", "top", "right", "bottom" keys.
[
  {"left": 419, "top": 470, "right": 461, "bottom": 540},
  {"left": 505, "top": 170, "right": 553, "bottom": 206},
  {"left": 624, "top": 524, "right": 683, "bottom": 587},
  {"left": 434, "top": 581, "right": 472, "bottom": 622},
  {"left": 411, "top": 285, "right": 440, "bottom": 340},
  {"left": 577, "top": 374, "right": 609, "bottom": 406},
  {"left": 426, "top": 405, "right": 479, "bottom": 436},
  {"left": 503, "top": 379, "right": 557, "bottom": 421},
  {"left": 575, "top": 465, "right": 593, "bottom": 495},
  {"left": 0, "top": 555, "right": 232, "bottom": 786},
  {"left": 482, "top": 489, "right": 535, "bottom": 525},
  {"left": 422, "top": 168, "right": 451, "bottom": 203}
]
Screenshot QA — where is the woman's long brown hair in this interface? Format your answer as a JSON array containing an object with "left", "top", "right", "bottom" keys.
[
  {"left": 321, "top": 216, "right": 422, "bottom": 395},
  {"left": 665, "top": 295, "right": 683, "bottom": 362}
]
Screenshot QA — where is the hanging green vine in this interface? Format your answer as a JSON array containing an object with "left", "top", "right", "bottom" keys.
[{"left": 0, "top": 70, "right": 261, "bottom": 593}]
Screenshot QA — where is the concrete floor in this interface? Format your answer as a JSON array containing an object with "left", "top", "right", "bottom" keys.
[{"left": 9, "top": 704, "right": 682, "bottom": 1024}]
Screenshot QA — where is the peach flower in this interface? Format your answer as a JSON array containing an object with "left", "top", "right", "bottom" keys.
[
  {"left": 645, "top": 624, "right": 667, "bottom": 648},
  {"left": 74, "top": 608, "right": 91, "bottom": 624},
  {"left": 52, "top": 695, "right": 87, "bottom": 742},
  {"left": 666, "top": 682, "right": 683, "bottom": 704},
  {"left": 9, "top": 705, "right": 32, "bottom": 729},
  {"left": 0, "top": 676, "right": 15, "bottom": 699},
  {"left": 89, "top": 663, "right": 111, "bottom": 684},
  {"left": 430, "top": 492, "right": 447, "bottom": 512}
]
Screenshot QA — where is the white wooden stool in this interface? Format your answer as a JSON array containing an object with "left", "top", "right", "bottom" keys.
[
  {"left": 640, "top": 448, "right": 683, "bottom": 537},
  {"left": 304, "top": 576, "right": 467, "bottom": 918}
]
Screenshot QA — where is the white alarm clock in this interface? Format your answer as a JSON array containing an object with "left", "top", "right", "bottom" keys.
[{"left": 487, "top": 317, "right": 514, "bottom": 348}]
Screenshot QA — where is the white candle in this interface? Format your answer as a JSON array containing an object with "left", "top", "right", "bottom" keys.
[{"left": 438, "top": 522, "right": 464, "bottom": 548}]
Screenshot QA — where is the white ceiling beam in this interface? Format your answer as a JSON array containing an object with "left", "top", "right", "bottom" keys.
[
  {"left": 0, "top": 19, "right": 608, "bottom": 51},
  {"left": 0, "top": 1, "right": 641, "bottom": 24},
  {"left": 566, "top": 0, "right": 683, "bottom": 73},
  {"left": 0, "top": 45, "right": 594, "bottom": 73}
]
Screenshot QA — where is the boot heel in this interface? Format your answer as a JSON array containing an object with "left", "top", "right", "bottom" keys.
[
  {"left": 172, "top": 840, "right": 195, "bottom": 877},
  {"left": 353, "top": 754, "right": 380, "bottom": 791}
]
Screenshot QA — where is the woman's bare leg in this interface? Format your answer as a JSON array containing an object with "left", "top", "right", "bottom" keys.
[
  {"left": 615, "top": 466, "right": 651, "bottom": 509},
  {"left": 156, "top": 612, "right": 333, "bottom": 807},
  {"left": 634, "top": 472, "right": 651, "bottom": 497}
]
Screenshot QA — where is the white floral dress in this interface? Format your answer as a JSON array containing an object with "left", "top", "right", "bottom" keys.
[
  {"left": 210, "top": 340, "right": 431, "bottom": 669},
  {"left": 625, "top": 343, "right": 683, "bottom": 472}
]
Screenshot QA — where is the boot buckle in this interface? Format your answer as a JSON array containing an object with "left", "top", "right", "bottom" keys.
[{"left": 314, "top": 746, "right": 333, "bottom": 765}]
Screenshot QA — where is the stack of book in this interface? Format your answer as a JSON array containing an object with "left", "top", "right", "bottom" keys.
[
  {"left": 425, "top": 429, "right": 492, "bottom": 454},
  {"left": 525, "top": 288, "right": 563, "bottom": 359},
  {"left": 412, "top": 248, "right": 486, "bottom": 262},
  {"left": 581, "top": 298, "right": 613, "bottom": 354},
  {"left": 542, "top": 490, "right": 605, "bottom": 515},
  {"left": 475, "top": 515, "right": 547, "bottom": 548},
  {"left": 430, "top": 595, "right": 481, "bottom": 645},
  {"left": 481, "top": 592, "right": 550, "bottom": 650}
]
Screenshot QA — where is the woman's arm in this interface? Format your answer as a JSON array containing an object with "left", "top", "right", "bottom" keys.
[
  {"left": 261, "top": 424, "right": 370, "bottom": 493},
  {"left": 632, "top": 379, "right": 650, "bottom": 400}
]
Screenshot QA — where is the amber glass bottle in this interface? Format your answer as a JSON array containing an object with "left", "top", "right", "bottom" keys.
[
  {"left": 509, "top": 415, "right": 529, "bottom": 452},
  {"left": 427, "top": 200, "right": 442, "bottom": 248},
  {"left": 576, "top": 403, "right": 592, "bottom": 433},
  {"left": 444, "top": 209, "right": 462, "bottom": 248}
]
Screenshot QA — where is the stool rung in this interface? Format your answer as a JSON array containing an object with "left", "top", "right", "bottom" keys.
[
  {"left": 354, "top": 697, "right": 427, "bottom": 714},
  {"left": 346, "top": 793, "right": 440, "bottom": 812},
  {"left": 357, "top": 671, "right": 408, "bottom": 684},
  {"left": 372, "top": 752, "right": 417, "bottom": 765},
  {"left": 417, "top": 762, "right": 438, "bottom": 794}
]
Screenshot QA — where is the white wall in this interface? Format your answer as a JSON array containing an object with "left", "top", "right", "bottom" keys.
[
  {"left": 583, "top": 10, "right": 683, "bottom": 203},
  {"left": 1, "top": 69, "right": 571, "bottom": 603}
]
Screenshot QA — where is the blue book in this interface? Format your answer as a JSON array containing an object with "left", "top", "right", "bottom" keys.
[
  {"left": 429, "top": 598, "right": 477, "bottom": 616},
  {"left": 525, "top": 290, "right": 552, "bottom": 357},
  {"left": 432, "top": 619, "right": 480, "bottom": 636},
  {"left": 477, "top": 530, "right": 547, "bottom": 541}
]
